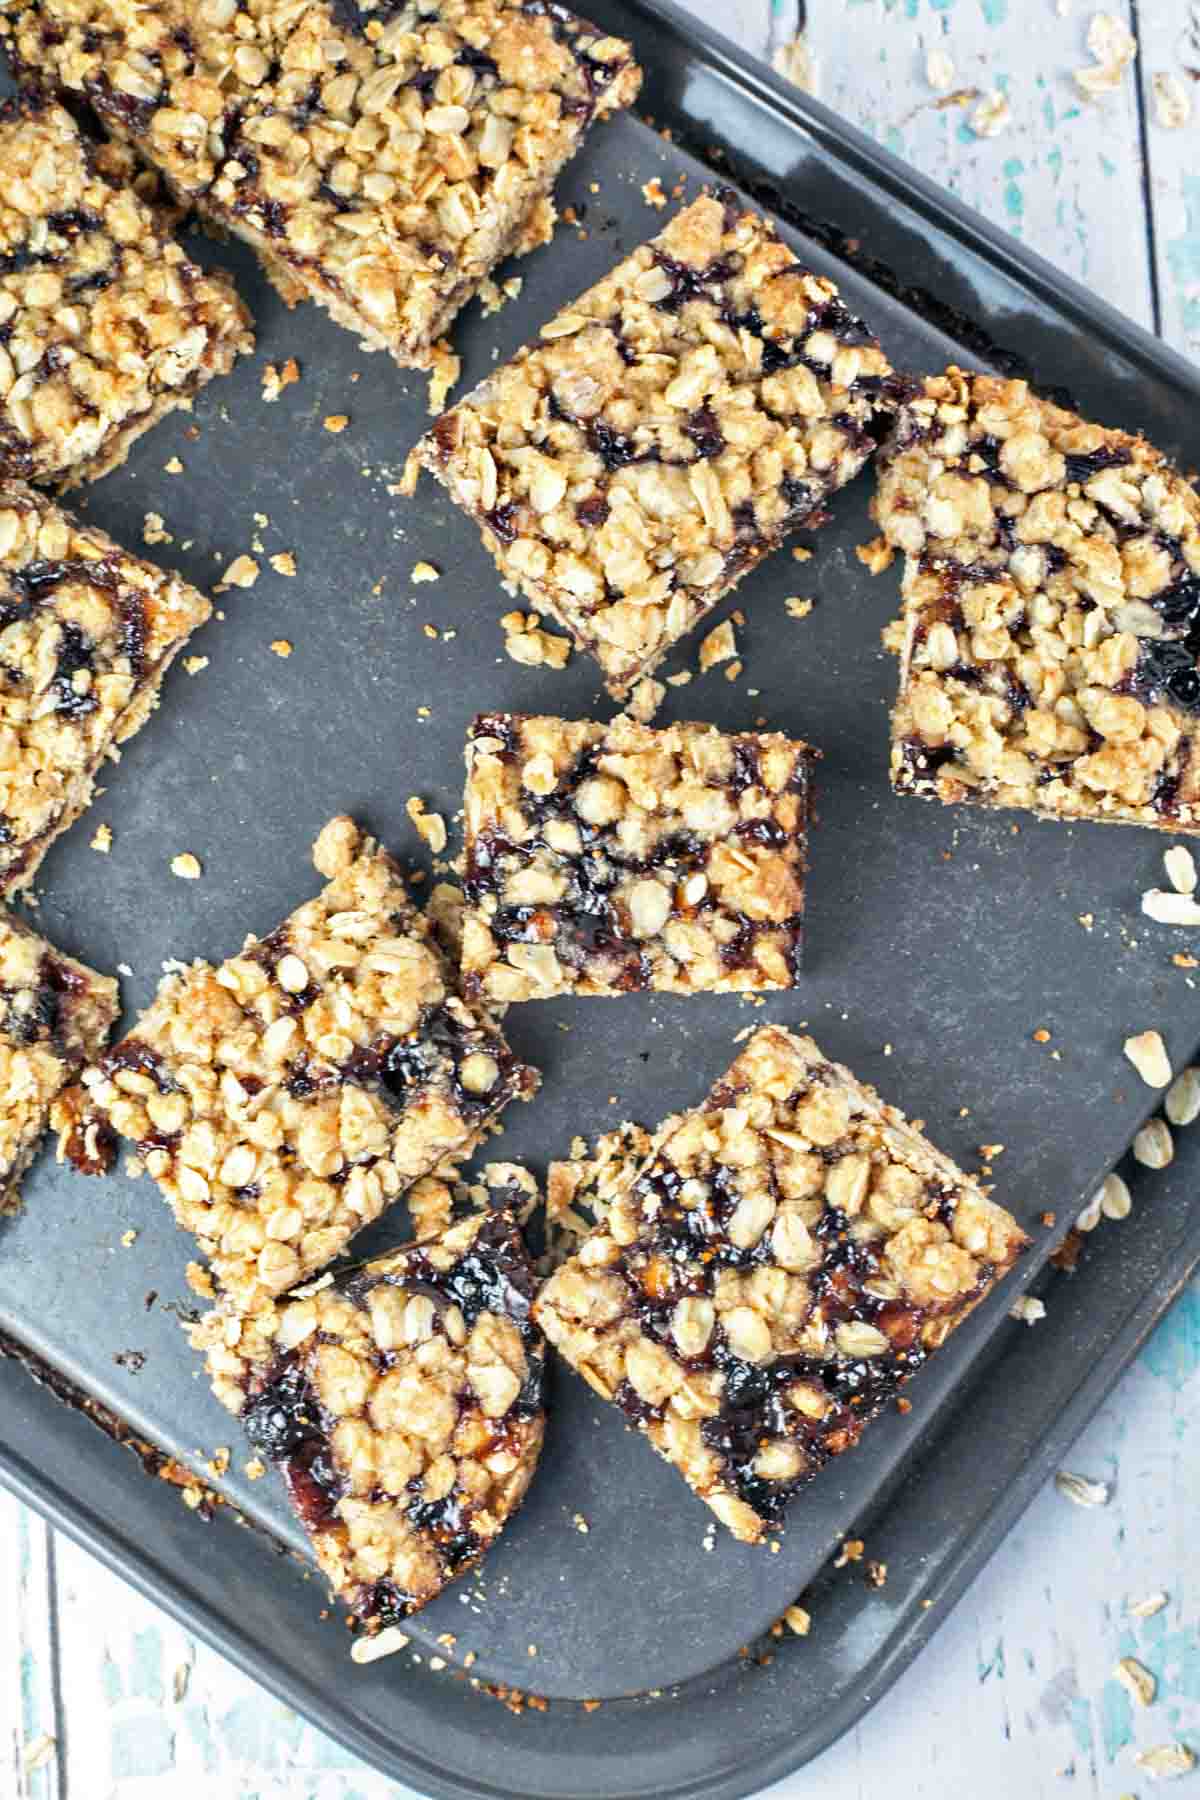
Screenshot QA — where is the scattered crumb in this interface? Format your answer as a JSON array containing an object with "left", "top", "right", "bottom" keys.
[
  {"left": 163, "top": 455, "right": 184, "bottom": 475},
  {"left": 1114, "top": 1655, "right": 1157, "bottom": 1708},
  {"left": 323, "top": 414, "right": 349, "bottom": 434},
  {"left": 783, "top": 1604, "right": 811, "bottom": 1636},
  {"left": 1075, "top": 13, "right": 1138, "bottom": 100},
  {"left": 207, "top": 1446, "right": 231, "bottom": 1478},
  {"left": 1078, "top": 912, "right": 1094, "bottom": 930},
  {"left": 90, "top": 823, "right": 113, "bottom": 854},
  {"left": 771, "top": 34, "right": 817, "bottom": 94},
  {"left": 183, "top": 655, "right": 209, "bottom": 676},
  {"left": 219, "top": 554, "right": 260, "bottom": 590},
  {"left": 625, "top": 677, "right": 665, "bottom": 723},
  {"left": 642, "top": 175, "right": 667, "bottom": 209},
  {"left": 785, "top": 597, "right": 814, "bottom": 621},
  {"left": 699, "top": 618, "right": 738, "bottom": 672},
  {"left": 244, "top": 1457, "right": 266, "bottom": 1480},
  {"left": 666, "top": 670, "right": 692, "bottom": 687},
  {"left": 1009, "top": 1295, "right": 1046, "bottom": 1325},
  {"left": 269, "top": 551, "right": 297, "bottom": 577},
  {"left": 120, "top": 1228, "right": 137, "bottom": 1248},
  {"left": 170, "top": 852, "right": 202, "bottom": 880},
  {"left": 723, "top": 659, "right": 743, "bottom": 682},
  {"left": 926, "top": 48, "right": 955, "bottom": 91},
  {"left": 501, "top": 610, "right": 571, "bottom": 669},
  {"left": 856, "top": 536, "right": 894, "bottom": 575},
  {"left": 573, "top": 1513, "right": 590, "bottom": 1535},
  {"left": 1054, "top": 1469, "right": 1110, "bottom": 1508},
  {"left": 791, "top": 546, "right": 812, "bottom": 563},
  {"left": 1129, "top": 1591, "right": 1169, "bottom": 1618},
  {"left": 971, "top": 89, "right": 1011, "bottom": 137},
  {"left": 412, "top": 561, "right": 440, "bottom": 583},
  {"left": 426, "top": 339, "right": 461, "bottom": 415},
  {"left": 1033, "top": 1027, "right": 1052, "bottom": 1043},
  {"left": 834, "top": 1538, "right": 865, "bottom": 1568},
  {"left": 1153, "top": 70, "right": 1191, "bottom": 130},
  {"left": 261, "top": 358, "right": 300, "bottom": 402},
  {"left": 143, "top": 511, "right": 173, "bottom": 546},
  {"left": 21, "top": 1735, "right": 56, "bottom": 1775},
  {"left": 269, "top": 639, "right": 293, "bottom": 658},
  {"left": 478, "top": 274, "right": 524, "bottom": 316},
  {"left": 406, "top": 796, "right": 448, "bottom": 855},
  {"left": 866, "top": 1560, "right": 888, "bottom": 1589},
  {"left": 351, "top": 1626, "right": 411, "bottom": 1665}
]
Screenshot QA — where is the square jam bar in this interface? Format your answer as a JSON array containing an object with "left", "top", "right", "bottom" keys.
[
  {"left": 0, "top": 910, "right": 117, "bottom": 1211},
  {"left": 877, "top": 367, "right": 1200, "bottom": 832},
  {"left": 461, "top": 711, "right": 818, "bottom": 1002},
  {"left": 70, "top": 816, "right": 538, "bottom": 1314},
  {"left": 416, "top": 192, "right": 895, "bottom": 695},
  {"left": 0, "top": 94, "right": 252, "bottom": 488},
  {"left": 0, "top": 0, "right": 641, "bottom": 370},
  {"left": 212, "top": 1209, "right": 545, "bottom": 1626},
  {"left": 535, "top": 1025, "right": 1027, "bottom": 1543},
  {"left": 0, "top": 481, "right": 211, "bottom": 893}
]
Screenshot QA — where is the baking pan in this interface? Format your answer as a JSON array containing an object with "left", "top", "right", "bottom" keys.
[{"left": 2, "top": 0, "right": 1199, "bottom": 1791}]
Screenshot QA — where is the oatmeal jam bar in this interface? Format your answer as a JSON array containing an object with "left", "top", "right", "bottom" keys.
[
  {"left": 461, "top": 711, "right": 818, "bottom": 1001},
  {"left": 535, "top": 1025, "right": 1027, "bottom": 1543},
  {"left": 68, "top": 816, "right": 538, "bottom": 1313},
  {"left": 0, "top": 0, "right": 641, "bottom": 371},
  {"left": 415, "top": 192, "right": 895, "bottom": 695},
  {"left": 877, "top": 368, "right": 1200, "bottom": 831},
  {"left": 0, "top": 910, "right": 117, "bottom": 1212},
  {"left": 0, "top": 481, "right": 211, "bottom": 893},
  {"left": 226, "top": 1209, "right": 544, "bottom": 1626},
  {"left": 0, "top": 94, "right": 252, "bottom": 488}
]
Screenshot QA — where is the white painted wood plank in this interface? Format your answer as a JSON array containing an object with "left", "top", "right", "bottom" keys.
[
  {"left": 0, "top": 1486, "right": 62, "bottom": 1800},
  {"left": 693, "top": 0, "right": 1157, "bottom": 335},
  {"left": 1134, "top": 2, "right": 1200, "bottom": 358}
]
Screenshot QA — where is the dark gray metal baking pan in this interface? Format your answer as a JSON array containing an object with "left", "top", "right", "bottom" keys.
[{"left": 2, "top": 0, "right": 1199, "bottom": 1792}]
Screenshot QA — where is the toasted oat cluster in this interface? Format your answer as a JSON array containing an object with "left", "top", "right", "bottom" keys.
[
  {"left": 0, "top": 910, "right": 117, "bottom": 1212},
  {"left": 226, "top": 1210, "right": 544, "bottom": 1626},
  {"left": 0, "top": 94, "right": 252, "bottom": 488},
  {"left": 0, "top": 481, "right": 211, "bottom": 893},
  {"left": 63, "top": 816, "right": 538, "bottom": 1314},
  {"left": 461, "top": 711, "right": 818, "bottom": 1001},
  {"left": 0, "top": 0, "right": 641, "bottom": 369},
  {"left": 545, "top": 1119, "right": 663, "bottom": 1270},
  {"left": 535, "top": 1026, "right": 1027, "bottom": 1543},
  {"left": 416, "top": 192, "right": 895, "bottom": 695},
  {"left": 877, "top": 368, "right": 1200, "bottom": 831}
]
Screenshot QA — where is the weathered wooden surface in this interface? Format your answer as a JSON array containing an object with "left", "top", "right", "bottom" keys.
[{"left": 4, "top": 4, "right": 1200, "bottom": 1797}]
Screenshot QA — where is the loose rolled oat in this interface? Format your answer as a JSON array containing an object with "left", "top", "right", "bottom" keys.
[
  {"left": 216, "top": 1208, "right": 545, "bottom": 1628},
  {"left": 461, "top": 711, "right": 819, "bottom": 1001},
  {"left": 1123, "top": 1030, "right": 1172, "bottom": 1089},
  {"left": 877, "top": 369, "right": 1200, "bottom": 834},
  {"left": 0, "top": 0, "right": 640, "bottom": 370},
  {"left": 1132, "top": 1117, "right": 1173, "bottom": 1169},
  {"left": 0, "top": 912, "right": 116, "bottom": 1210},
  {"left": 1165, "top": 1066, "right": 1200, "bottom": 1127},
  {"left": 0, "top": 93, "right": 252, "bottom": 488},
  {"left": 535, "top": 1025, "right": 1027, "bottom": 1543},
  {"left": 67, "top": 816, "right": 537, "bottom": 1315},
  {"left": 415, "top": 191, "right": 896, "bottom": 697},
  {"left": 0, "top": 482, "right": 211, "bottom": 894}
]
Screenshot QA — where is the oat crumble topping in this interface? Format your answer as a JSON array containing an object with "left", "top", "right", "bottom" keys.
[
  {"left": 0, "top": 909, "right": 117, "bottom": 1211},
  {"left": 66, "top": 815, "right": 538, "bottom": 1316},
  {"left": 0, "top": 0, "right": 640, "bottom": 369},
  {"left": 877, "top": 368, "right": 1200, "bottom": 833},
  {"left": 416, "top": 191, "right": 896, "bottom": 696},
  {"left": 535, "top": 1025, "right": 1027, "bottom": 1542},
  {"left": 0, "top": 93, "right": 252, "bottom": 488},
  {"left": 0, "top": 480, "right": 212, "bottom": 893},
  {"left": 461, "top": 711, "right": 818, "bottom": 1001}
]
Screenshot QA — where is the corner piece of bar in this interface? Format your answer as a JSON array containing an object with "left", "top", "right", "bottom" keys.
[
  {"left": 0, "top": 93, "right": 253, "bottom": 488},
  {"left": 0, "top": 481, "right": 211, "bottom": 893},
  {"left": 0, "top": 909, "right": 117, "bottom": 1212},
  {"left": 461, "top": 711, "right": 818, "bottom": 1000},
  {"left": 0, "top": 0, "right": 641, "bottom": 370},
  {"left": 222, "top": 1208, "right": 545, "bottom": 1627},
  {"left": 534, "top": 1025, "right": 1027, "bottom": 1543},
  {"left": 415, "top": 191, "right": 896, "bottom": 696},
  {"left": 74, "top": 816, "right": 538, "bottom": 1315},
  {"left": 876, "top": 366, "right": 1200, "bottom": 831}
]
